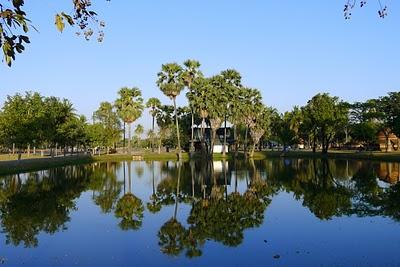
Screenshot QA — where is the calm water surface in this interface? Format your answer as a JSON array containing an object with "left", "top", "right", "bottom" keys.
[{"left": 1, "top": 159, "right": 400, "bottom": 266}]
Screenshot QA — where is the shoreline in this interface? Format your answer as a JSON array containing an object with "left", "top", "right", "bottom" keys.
[{"left": 0, "top": 150, "right": 399, "bottom": 175}]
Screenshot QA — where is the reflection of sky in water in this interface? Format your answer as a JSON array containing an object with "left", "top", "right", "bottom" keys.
[{"left": 0, "top": 159, "right": 400, "bottom": 266}]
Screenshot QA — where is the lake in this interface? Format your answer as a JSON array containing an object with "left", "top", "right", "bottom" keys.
[{"left": 0, "top": 158, "right": 400, "bottom": 266}]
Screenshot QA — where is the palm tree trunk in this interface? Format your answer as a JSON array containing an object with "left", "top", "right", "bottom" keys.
[
  {"left": 190, "top": 109, "right": 195, "bottom": 153},
  {"left": 223, "top": 115, "right": 227, "bottom": 157},
  {"left": 251, "top": 143, "right": 256, "bottom": 158},
  {"left": 244, "top": 127, "right": 248, "bottom": 158},
  {"left": 201, "top": 117, "right": 206, "bottom": 156},
  {"left": 173, "top": 97, "right": 181, "bottom": 160},
  {"left": 123, "top": 122, "right": 126, "bottom": 153},
  {"left": 152, "top": 115, "right": 155, "bottom": 153},
  {"left": 128, "top": 123, "right": 132, "bottom": 155},
  {"left": 234, "top": 125, "right": 238, "bottom": 158}
]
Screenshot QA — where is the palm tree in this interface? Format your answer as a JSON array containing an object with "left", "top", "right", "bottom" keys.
[
  {"left": 182, "top": 59, "right": 203, "bottom": 154},
  {"left": 156, "top": 63, "right": 185, "bottom": 160},
  {"left": 221, "top": 69, "right": 242, "bottom": 158},
  {"left": 146, "top": 97, "right": 161, "bottom": 152},
  {"left": 134, "top": 124, "right": 144, "bottom": 149},
  {"left": 249, "top": 106, "right": 272, "bottom": 158},
  {"left": 115, "top": 87, "right": 144, "bottom": 155}
]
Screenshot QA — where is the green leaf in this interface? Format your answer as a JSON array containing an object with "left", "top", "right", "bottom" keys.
[
  {"left": 61, "top": 12, "right": 74, "bottom": 25},
  {"left": 55, "top": 14, "right": 65, "bottom": 32}
]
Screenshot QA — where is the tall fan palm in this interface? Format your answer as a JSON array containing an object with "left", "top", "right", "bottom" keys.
[
  {"left": 182, "top": 59, "right": 203, "bottom": 153},
  {"left": 146, "top": 97, "right": 161, "bottom": 152},
  {"left": 156, "top": 63, "right": 185, "bottom": 160},
  {"left": 115, "top": 87, "right": 144, "bottom": 155}
]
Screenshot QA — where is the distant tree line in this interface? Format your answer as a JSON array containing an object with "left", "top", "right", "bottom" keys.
[{"left": 0, "top": 60, "right": 399, "bottom": 159}]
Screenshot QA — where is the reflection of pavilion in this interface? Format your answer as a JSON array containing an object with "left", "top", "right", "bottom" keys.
[
  {"left": 376, "top": 162, "right": 400, "bottom": 184},
  {"left": 192, "top": 160, "right": 232, "bottom": 186}
]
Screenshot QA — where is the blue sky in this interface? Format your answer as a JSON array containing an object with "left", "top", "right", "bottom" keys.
[{"left": 1, "top": 1, "right": 399, "bottom": 129}]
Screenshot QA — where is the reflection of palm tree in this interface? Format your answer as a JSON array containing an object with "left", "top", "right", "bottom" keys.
[
  {"left": 115, "top": 162, "right": 144, "bottom": 230},
  {"left": 147, "top": 162, "right": 162, "bottom": 213},
  {"left": 158, "top": 163, "right": 187, "bottom": 256}
]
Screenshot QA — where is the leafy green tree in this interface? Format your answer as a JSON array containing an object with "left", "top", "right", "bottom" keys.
[
  {"left": 302, "top": 93, "right": 349, "bottom": 154},
  {"left": 43, "top": 96, "right": 75, "bottom": 156},
  {"left": 157, "top": 63, "right": 185, "bottom": 159},
  {"left": 146, "top": 97, "right": 161, "bottom": 152},
  {"left": 272, "top": 111, "right": 300, "bottom": 150},
  {"left": 0, "top": 92, "right": 45, "bottom": 158},
  {"left": 379, "top": 92, "right": 400, "bottom": 138},
  {"left": 134, "top": 124, "right": 144, "bottom": 149},
  {"left": 115, "top": 87, "right": 144, "bottom": 155},
  {"left": 56, "top": 115, "right": 88, "bottom": 154},
  {"left": 93, "top": 101, "right": 121, "bottom": 153}
]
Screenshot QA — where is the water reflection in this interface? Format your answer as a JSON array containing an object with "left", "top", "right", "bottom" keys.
[{"left": 0, "top": 159, "right": 400, "bottom": 256}]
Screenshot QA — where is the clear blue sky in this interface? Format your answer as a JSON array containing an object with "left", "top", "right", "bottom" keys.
[{"left": 1, "top": 1, "right": 399, "bottom": 129}]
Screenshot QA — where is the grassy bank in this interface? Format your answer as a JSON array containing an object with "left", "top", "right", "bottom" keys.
[
  {"left": 0, "top": 155, "right": 95, "bottom": 175},
  {"left": 252, "top": 150, "right": 400, "bottom": 162},
  {"left": 1, "top": 150, "right": 400, "bottom": 175}
]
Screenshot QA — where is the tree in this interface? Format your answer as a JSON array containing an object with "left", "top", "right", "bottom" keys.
[
  {"left": 182, "top": 59, "right": 203, "bottom": 153},
  {"left": 115, "top": 87, "right": 144, "bottom": 155},
  {"left": 146, "top": 97, "right": 161, "bottom": 152},
  {"left": 0, "top": 0, "right": 105, "bottom": 66},
  {"left": 93, "top": 101, "right": 121, "bottom": 153},
  {"left": 272, "top": 110, "right": 300, "bottom": 151},
  {"left": 188, "top": 77, "right": 211, "bottom": 155},
  {"left": 343, "top": 0, "right": 388, "bottom": 19},
  {"left": 56, "top": 115, "right": 88, "bottom": 155},
  {"left": 238, "top": 87, "right": 263, "bottom": 157},
  {"left": 157, "top": 63, "right": 185, "bottom": 160},
  {"left": 249, "top": 106, "right": 273, "bottom": 157},
  {"left": 220, "top": 69, "right": 242, "bottom": 157},
  {"left": 379, "top": 92, "right": 400, "bottom": 138},
  {"left": 302, "top": 93, "right": 349, "bottom": 154},
  {"left": 0, "top": 92, "right": 45, "bottom": 158},
  {"left": 134, "top": 124, "right": 144, "bottom": 149}
]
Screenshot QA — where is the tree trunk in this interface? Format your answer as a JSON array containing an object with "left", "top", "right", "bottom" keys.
[
  {"left": 123, "top": 122, "right": 126, "bottom": 153},
  {"left": 190, "top": 109, "right": 195, "bottom": 153},
  {"left": 250, "top": 143, "right": 256, "bottom": 158},
  {"left": 234, "top": 125, "right": 238, "bottom": 158},
  {"left": 211, "top": 129, "right": 216, "bottom": 155},
  {"left": 244, "top": 127, "right": 248, "bottom": 158},
  {"left": 223, "top": 115, "right": 227, "bottom": 157},
  {"left": 312, "top": 134, "right": 316, "bottom": 153},
  {"left": 152, "top": 115, "right": 155, "bottom": 153},
  {"left": 201, "top": 117, "right": 206, "bottom": 156},
  {"left": 173, "top": 97, "right": 182, "bottom": 160},
  {"left": 128, "top": 123, "right": 132, "bottom": 155}
]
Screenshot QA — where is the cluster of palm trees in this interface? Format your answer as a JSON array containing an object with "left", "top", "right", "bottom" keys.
[{"left": 155, "top": 59, "right": 273, "bottom": 159}]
